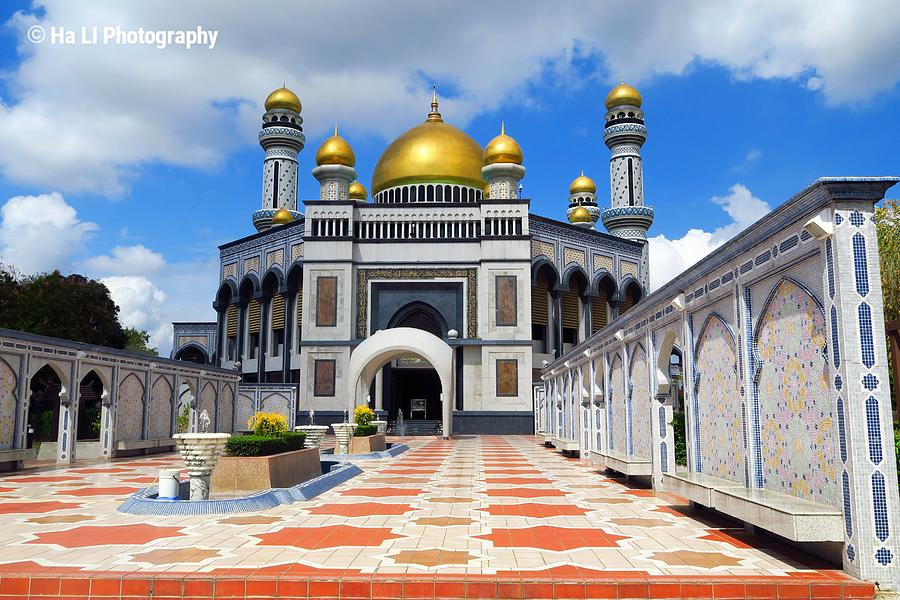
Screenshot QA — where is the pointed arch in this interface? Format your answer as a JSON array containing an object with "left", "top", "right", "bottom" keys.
[
  {"left": 694, "top": 311, "right": 742, "bottom": 483},
  {"left": 629, "top": 343, "right": 652, "bottom": 458},
  {"left": 115, "top": 373, "right": 145, "bottom": 442},
  {"left": 149, "top": 375, "right": 174, "bottom": 438},
  {"left": 0, "top": 356, "right": 18, "bottom": 449},
  {"left": 752, "top": 276, "right": 834, "bottom": 505},
  {"left": 608, "top": 352, "right": 626, "bottom": 452}
]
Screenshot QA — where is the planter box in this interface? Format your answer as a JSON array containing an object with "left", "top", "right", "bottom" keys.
[
  {"left": 349, "top": 433, "right": 386, "bottom": 454},
  {"left": 210, "top": 447, "right": 322, "bottom": 497}
]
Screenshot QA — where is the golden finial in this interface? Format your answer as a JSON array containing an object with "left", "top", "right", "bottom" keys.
[
  {"left": 501, "top": 121, "right": 505, "bottom": 135},
  {"left": 334, "top": 123, "right": 339, "bottom": 137},
  {"left": 427, "top": 86, "right": 442, "bottom": 122}
]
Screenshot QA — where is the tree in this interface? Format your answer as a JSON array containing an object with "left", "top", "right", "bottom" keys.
[
  {"left": 875, "top": 200, "right": 900, "bottom": 423},
  {"left": 0, "top": 268, "right": 127, "bottom": 348},
  {"left": 124, "top": 327, "right": 159, "bottom": 356}
]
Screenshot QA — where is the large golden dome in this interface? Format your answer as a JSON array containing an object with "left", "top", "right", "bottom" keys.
[
  {"left": 605, "top": 81, "right": 642, "bottom": 109},
  {"left": 315, "top": 125, "right": 356, "bottom": 167},
  {"left": 265, "top": 86, "right": 302, "bottom": 113},
  {"left": 371, "top": 93, "right": 485, "bottom": 196},
  {"left": 483, "top": 122, "right": 523, "bottom": 165}
]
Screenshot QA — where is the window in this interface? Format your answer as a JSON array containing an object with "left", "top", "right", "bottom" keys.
[
  {"left": 316, "top": 276, "right": 337, "bottom": 327},
  {"left": 495, "top": 275, "right": 517, "bottom": 326},
  {"left": 496, "top": 359, "right": 518, "bottom": 397},
  {"left": 314, "top": 359, "right": 336, "bottom": 396}
]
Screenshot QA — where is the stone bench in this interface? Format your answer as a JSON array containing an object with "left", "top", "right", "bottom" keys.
[
  {"left": 0, "top": 448, "right": 36, "bottom": 463},
  {"left": 551, "top": 437, "right": 581, "bottom": 453},
  {"left": 591, "top": 450, "right": 652, "bottom": 476},
  {"left": 664, "top": 471, "right": 843, "bottom": 543},
  {"left": 116, "top": 437, "right": 176, "bottom": 451}
]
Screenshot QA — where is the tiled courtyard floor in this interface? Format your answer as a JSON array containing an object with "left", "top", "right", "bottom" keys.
[{"left": 0, "top": 435, "right": 872, "bottom": 599}]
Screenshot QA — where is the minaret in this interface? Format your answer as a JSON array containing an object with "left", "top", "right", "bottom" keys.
[
  {"left": 601, "top": 82, "right": 654, "bottom": 288},
  {"left": 253, "top": 86, "right": 305, "bottom": 232},
  {"left": 567, "top": 171, "right": 600, "bottom": 228},
  {"left": 482, "top": 122, "right": 525, "bottom": 199},
  {"left": 311, "top": 125, "right": 357, "bottom": 201}
]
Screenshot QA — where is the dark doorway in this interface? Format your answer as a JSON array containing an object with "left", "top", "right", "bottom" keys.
[
  {"left": 175, "top": 345, "right": 207, "bottom": 365},
  {"left": 389, "top": 368, "right": 441, "bottom": 420},
  {"left": 388, "top": 301, "right": 446, "bottom": 338},
  {"left": 77, "top": 372, "right": 103, "bottom": 441},
  {"left": 27, "top": 365, "right": 61, "bottom": 449}
]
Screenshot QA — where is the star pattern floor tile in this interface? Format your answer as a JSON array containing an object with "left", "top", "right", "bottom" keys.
[{"left": 0, "top": 435, "right": 871, "bottom": 598}]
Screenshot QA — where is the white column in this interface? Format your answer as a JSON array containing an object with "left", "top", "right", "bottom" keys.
[{"left": 374, "top": 369, "right": 384, "bottom": 412}]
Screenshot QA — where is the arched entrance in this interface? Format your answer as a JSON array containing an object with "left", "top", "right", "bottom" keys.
[
  {"left": 27, "top": 365, "right": 63, "bottom": 450},
  {"left": 348, "top": 327, "right": 454, "bottom": 439}
]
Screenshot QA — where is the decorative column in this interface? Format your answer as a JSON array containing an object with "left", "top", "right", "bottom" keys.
[
  {"left": 827, "top": 197, "right": 900, "bottom": 588},
  {"left": 252, "top": 87, "right": 305, "bottom": 232},
  {"left": 601, "top": 82, "right": 654, "bottom": 290}
]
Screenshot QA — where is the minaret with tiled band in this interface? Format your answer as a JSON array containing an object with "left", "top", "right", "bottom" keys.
[
  {"left": 252, "top": 86, "right": 305, "bottom": 232},
  {"left": 601, "top": 82, "right": 653, "bottom": 288},
  {"left": 482, "top": 121, "right": 525, "bottom": 199}
]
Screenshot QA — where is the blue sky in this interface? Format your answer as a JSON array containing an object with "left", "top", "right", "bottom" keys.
[{"left": 0, "top": 1, "right": 898, "bottom": 353}]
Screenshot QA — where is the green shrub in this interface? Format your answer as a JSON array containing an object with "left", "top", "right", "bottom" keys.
[
  {"left": 671, "top": 411, "right": 687, "bottom": 467},
  {"left": 177, "top": 403, "right": 190, "bottom": 433},
  {"left": 225, "top": 431, "right": 306, "bottom": 457},
  {"left": 354, "top": 424, "right": 377, "bottom": 437},
  {"left": 895, "top": 424, "right": 900, "bottom": 491}
]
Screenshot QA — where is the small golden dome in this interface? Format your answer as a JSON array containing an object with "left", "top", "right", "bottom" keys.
[
  {"left": 315, "top": 125, "right": 356, "bottom": 167},
  {"left": 371, "top": 91, "right": 485, "bottom": 195},
  {"left": 569, "top": 206, "right": 592, "bottom": 224},
  {"left": 265, "top": 86, "right": 302, "bottom": 113},
  {"left": 605, "top": 81, "right": 642, "bottom": 109},
  {"left": 483, "top": 183, "right": 491, "bottom": 199},
  {"left": 483, "top": 122, "right": 523, "bottom": 165},
  {"left": 569, "top": 172, "right": 597, "bottom": 195},
  {"left": 272, "top": 206, "right": 294, "bottom": 225},
  {"left": 349, "top": 180, "right": 367, "bottom": 200}
]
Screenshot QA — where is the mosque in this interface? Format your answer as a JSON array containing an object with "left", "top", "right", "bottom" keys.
[{"left": 172, "top": 82, "right": 654, "bottom": 434}]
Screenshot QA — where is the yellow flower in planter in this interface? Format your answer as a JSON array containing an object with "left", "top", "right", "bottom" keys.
[
  {"left": 247, "top": 412, "right": 288, "bottom": 437},
  {"left": 353, "top": 405, "right": 375, "bottom": 426}
]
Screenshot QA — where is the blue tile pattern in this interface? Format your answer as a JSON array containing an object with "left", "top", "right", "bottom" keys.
[
  {"left": 852, "top": 233, "right": 869, "bottom": 297},
  {"left": 837, "top": 397, "right": 847, "bottom": 462},
  {"left": 826, "top": 239, "right": 835, "bottom": 299},
  {"left": 830, "top": 307, "right": 841, "bottom": 368},
  {"left": 850, "top": 210, "right": 865, "bottom": 227},
  {"left": 862, "top": 374, "right": 879, "bottom": 390},
  {"left": 843, "top": 470, "right": 853, "bottom": 538},
  {"left": 865, "top": 397, "right": 882, "bottom": 465},
  {"left": 858, "top": 303, "right": 875, "bottom": 368},
  {"left": 872, "top": 471, "right": 889, "bottom": 542},
  {"left": 876, "top": 548, "right": 893, "bottom": 566}
]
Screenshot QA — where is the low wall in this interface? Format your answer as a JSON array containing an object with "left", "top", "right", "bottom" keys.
[{"left": 451, "top": 411, "right": 534, "bottom": 435}]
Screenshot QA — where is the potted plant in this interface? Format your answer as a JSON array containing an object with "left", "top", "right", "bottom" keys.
[
  {"left": 348, "top": 405, "right": 386, "bottom": 454},
  {"left": 210, "top": 412, "right": 320, "bottom": 497}
]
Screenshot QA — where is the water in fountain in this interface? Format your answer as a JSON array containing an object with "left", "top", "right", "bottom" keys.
[
  {"left": 198, "top": 409, "right": 211, "bottom": 433},
  {"left": 398, "top": 409, "right": 406, "bottom": 437}
]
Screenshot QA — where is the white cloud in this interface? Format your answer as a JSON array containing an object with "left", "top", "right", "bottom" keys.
[
  {"left": 100, "top": 275, "right": 170, "bottom": 350},
  {"left": 648, "top": 184, "right": 771, "bottom": 290},
  {"left": 731, "top": 149, "right": 762, "bottom": 173},
  {"left": 0, "top": 191, "right": 215, "bottom": 355},
  {"left": 0, "top": 192, "right": 97, "bottom": 273},
  {"left": 1, "top": 1, "right": 898, "bottom": 195},
  {"left": 82, "top": 244, "right": 166, "bottom": 275}
]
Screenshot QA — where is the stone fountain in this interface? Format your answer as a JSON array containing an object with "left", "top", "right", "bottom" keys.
[
  {"left": 296, "top": 409, "right": 329, "bottom": 448},
  {"left": 173, "top": 409, "right": 230, "bottom": 500},
  {"left": 330, "top": 409, "right": 354, "bottom": 455}
]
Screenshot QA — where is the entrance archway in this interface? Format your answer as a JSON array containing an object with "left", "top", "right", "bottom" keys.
[{"left": 348, "top": 327, "right": 454, "bottom": 439}]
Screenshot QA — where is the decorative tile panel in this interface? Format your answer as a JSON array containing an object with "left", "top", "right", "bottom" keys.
[
  {"left": 266, "top": 248, "right": 284, "bottom": 271},
  {"left": 629, "top": 346, "right": 651, "bottom": 459},
  {"left": 756, "top": 280, "right": 836, "bottom": 506},
  {"left": 199, "top": 383, "right": 216, "bottom": 424},
  {"left": 0, "top": 358, "right": 17, "bottom": 449},
  {"left": 243, "top": 256, "right": 260, "bottom": 275},
  {"left": 217, "top": 384, "right": 234, "bottom": 433},
  {"left": 115, "top": 374, "right": 144, "bottom": 443},
  {"left": 177, "top": 335, "right": 208, "bottom": 350},
  {"left": 223, "top": 263, "right": 237, "bottom": 280},
  {"left": 696, "top": 315, "right": 743, "bottom": 484},
  {"left": 620, "top": 260, "right": 639, "bottom": 279},
  {"left": 531, "top": 240, "right": 555, "bottom": 260},
  {"left": 291, "top": 243, "right": 304, "bottom": 262},
  {"left": 562, "top": 247, "right": 586, "bottom": 270},
  {"left": 148, "top": 376, "right": 172, "bottom": 439},
  {"left": 609, "top": 355, "right": 626, "bottom": 452},
  {"left": 593, "top": 254, "right": 614, "bottom": 274}
]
